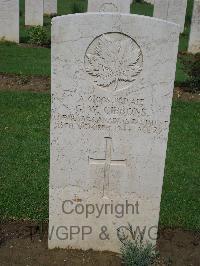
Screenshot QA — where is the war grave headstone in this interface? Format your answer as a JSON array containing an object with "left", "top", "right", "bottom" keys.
[
  {"left": 88, "top": 0, "right": 130, "bottom": 13},
  {"left": 44, "top": 0, "right": 57, "bottom": 15},
  {"left": 49, "top": 13, "right": 179, "bottom": 252},
  {"left": 188, "top": 0, "right": 200, "bottom": 53},
  {"left": 0, "top": 0, "right": 19, "bottom": 43},
  {"left": 25, "top": 0, "right": 44, "bottom": 26},
  {"left": 154, "top": 0, "right": 187, "bottom": 33}
]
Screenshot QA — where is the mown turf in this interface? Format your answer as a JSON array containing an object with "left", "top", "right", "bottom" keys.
[
  {"left": 176, "top": 57, "right": 189, "bottom": 85},
  {"left": 0, "top": 91, "right": 50, "bottom": 220},
  {"left": 160, "top": 100, "right": 200, "bottom": 230},
  {"left": 0, "top": 91, "right": 199, "bottom": 230},
  {"left": 0, "top": 0, "right": 194, "bottom": 84},
  {"left": 0, "top": 41, "right": 189, "bottom": 84},
  {"left": 19, "top": 0, "right": 153, "bottom": 42},
  {"left": 0, "top": 43, "right": 50, "bottom": 76}
]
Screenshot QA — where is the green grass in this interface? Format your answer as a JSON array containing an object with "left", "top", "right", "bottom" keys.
[
  {"left": 0, "top": 43, "right": 50, "bottom": 76},
  {"left": 175, "top": 56, "right": 189, "bottom": 85},
  {"left": 0, "top": 42, "right": 189, "bottom": 82},
  {"left": 18, "top": 0, "right": 154, "bottom": 43},
  {"left": 0, "top": 91, "right": 199, "bottom": 230},
  {"left": 19, "top": 0, "right": 154, "bottom": 43},
  {"left": 19, "top": 0, "right": 52, "bottom": 43},
  {"left": 131, "top": 1, "right": 154, "bottom": 16},
  {"left": 0, "top": 0, "right": 199, "bottom": 233},
  {"left": 0, "top": 0, "right": 194, "bottom": 84},
  {"left": 160, "top": 100, "right": 200, "bottom": 230},
  {"left": 57, "top": 0, "right": 87, "bottom": 15},
  {"left": 0, "top": 91, "right": 50, "bottom": 220},
  {"left": 19, "top": 0, "right": 88, "bottom": 43}
]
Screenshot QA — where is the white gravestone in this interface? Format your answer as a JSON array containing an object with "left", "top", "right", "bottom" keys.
[
  {"left": 144, "top": 0, "right": 154, "bottom": 4},
  {"left": 88, "top": 0, "right": 130, "bottom": 13},
  {"left": 49, "top": 13, "right": 179, "bottom": 252},
  {"left": 25, "top": 0, "right": 44, "bottom": 26},
  {"left": 44, "top": 0, "right": 57, "bottom": 15},
  {"left": 188, "top": 0, "right": 200, "bottom": 53},
  {"left": 154, "top": 0, "right": 187, "bottom": 33},
  {"left": 0, "top": 0, "right": 19, "bottom": 43}
]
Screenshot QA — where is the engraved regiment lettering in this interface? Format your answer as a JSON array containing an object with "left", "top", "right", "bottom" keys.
[
  {"left": 54, "top": 94, "right": 168, "bottom": 137},
  {"left": 53, "top": 32, "right": 168, "bottom": 138},
  {"left": 89, "top": 137, "right": 127, "bottom": 198},
  {"left": 85, "top": 32, "right": 143, "bottom": 92},
  {"left": 49, "top": 13, "right": 180, "bottom": 252}
]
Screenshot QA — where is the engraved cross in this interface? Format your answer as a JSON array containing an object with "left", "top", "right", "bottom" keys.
[{"left": 89, "top": 137, "right": 126, "bottom": 198}]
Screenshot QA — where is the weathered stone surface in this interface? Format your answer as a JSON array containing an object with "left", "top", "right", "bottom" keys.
[
  {"left": 144, "top": 0, "right": 154, "bottom": 4},
  {"left": 88, "top": 0, "right": 130, "bottom": 13},
  {"left": 44, "top": 0, "right": 57, "bottom": 15},
  {"left": 188, "top": 0, "right": 200, "bottom": 53},
  {"left": 154, "top": 0, "right": 187, "bottom": 33},
  {"left": 25, "top": 0, "right": 43, "bottom": 26},
  {"left": 0, "top": 0, "right": 19, "bottom": 43},
  {"left": 49, "top": 13, "right": 179, "bottom": 252}
]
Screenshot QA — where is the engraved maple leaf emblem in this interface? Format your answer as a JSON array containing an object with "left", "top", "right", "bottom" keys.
[{"left": 85, "top": 33, "right": 143, "bottom": 91}]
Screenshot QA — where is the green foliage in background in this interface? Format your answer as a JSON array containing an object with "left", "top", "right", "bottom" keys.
[
  {"left": 27, "top": 26, "right": 50, "bottom": 46},
  {"left": 121, "top": 240, "right": 157, "bottom": 266},
  {"left": 181, "top": 53, "right": 200, "bottom": 92},
  {"left": 0, "top": 0, "right": 196, "bottom": 88}
]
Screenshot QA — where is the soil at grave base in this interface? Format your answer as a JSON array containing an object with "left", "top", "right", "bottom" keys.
[
  {"left": 0, "top": 221, "right": 200, "bottom": 266},
  {"left": 0, "top": 73, "right": 200, "bottom": 102},
  {"left": 0, "top": 73, "right": 50, "bottom": 93}
]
